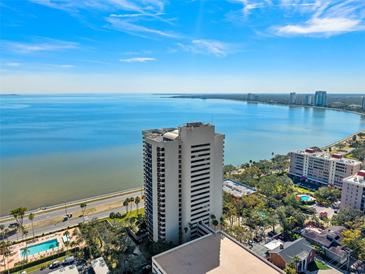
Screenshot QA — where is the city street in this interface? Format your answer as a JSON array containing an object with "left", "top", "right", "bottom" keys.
[{"left": 1, "top": 189, "right": 144, "bottom": 242}]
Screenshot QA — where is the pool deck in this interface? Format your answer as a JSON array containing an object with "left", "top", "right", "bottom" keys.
[{"left": 0, "top": 227, "right": 82, "bottom": 272}]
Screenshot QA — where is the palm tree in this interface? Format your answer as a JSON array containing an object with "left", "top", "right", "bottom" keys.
[
  {"left": 129, "top": 197, "right": 135, "bottom": 212},
  {"left": 267, "top": 212, "right": 278, "bottom": 234},
  {"left": 0, "top": 225, "right": 5, "bottom": 240},
  {"left": 23, "top": 231, "right": 30, "bottom": 262},
  {"left": 63, "top": 231, "right": 70, "bottom": 244},
  {"left": 80, "top": 203, "right": 87, "bottom": 221},
  {"left": 135, "top": 196, "right": 141, "bottom": 213},
  {"left": 123, "top": 199, "right": 129, "bottom": 214},
  {"left": 28, "top": 213, "right": 35, "bottom": 238},
  {"left": 10, "top": 207, "right": 27, "bottom": 240},
  {"left": 212, "top": 219, "right": 219, "bottom": 230},
  {"left": 1, "top": 240, "right": 11, "bottom": 274}
]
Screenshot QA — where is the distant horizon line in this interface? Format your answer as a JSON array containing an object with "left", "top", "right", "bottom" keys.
[{"left": 1, "top": 91, "right": 365, "bottom": 95}]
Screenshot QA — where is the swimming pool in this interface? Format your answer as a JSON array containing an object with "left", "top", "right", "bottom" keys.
[
  {"left": 20, "top": 239, "right": 59, "bottom": 257},
  {"left": 296, "top": 194, "right": 315, "bottom": 203},
  {"left": 300, "top": 195, "right": 312, "bottom": 202}
]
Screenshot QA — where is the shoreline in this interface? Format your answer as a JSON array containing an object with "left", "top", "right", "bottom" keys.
[
  {"left": 169, "top": 95, "right": 365, "bottom": 117},
  {"left": 0, "top": 187, "right": 143, "bottom": 221}
]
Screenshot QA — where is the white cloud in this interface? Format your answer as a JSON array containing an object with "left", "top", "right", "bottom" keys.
[
  {"left": 106, "top": 17, "right": 177, "bottom": 38},
  {"left": 30, "top": 0, "right": 166, "bottom": 14},
  {"left": 274, "top": 0, "right": 365, "bottom": 36},
  {"left": 229, "top": 0, "right": 272, "bottom": 17},
  {"left": 120, "top": 57, "right": 156, "bottom": 62},
  {"left": 178, "top": 39, "right": 235, "bottom": 57},
  {"left": 2, "top": 39, "right": 78, "bottom": 53},
  {"left": 276, "top": 17, "right": 362, "bottom": 36},
  {"left": 30, "top": 0, "right": 176, "bottom": 39}
]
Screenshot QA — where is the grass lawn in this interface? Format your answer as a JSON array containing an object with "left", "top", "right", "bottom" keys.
[
  {"left": 307, "top": 259, "right": 331, "bottom": 271},
  {"left": 106, "top": 208, "right": 144, "bottom": 224},
  {"left": 15, "top": 255, "right": 67, "bottom": 273},
  {"left": 293, "top": 185, "right": 315, "bottom": 195}
]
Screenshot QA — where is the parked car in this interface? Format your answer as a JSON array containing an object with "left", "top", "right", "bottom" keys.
[
  {"left": 49, "top": 261, "right": 61, "bottom": 269},
  {"left": 8, "top": 223, "right": 19, "bottom": 229},
  {"left": 63, "top": 256, "right": 75, "bottom": 265}
]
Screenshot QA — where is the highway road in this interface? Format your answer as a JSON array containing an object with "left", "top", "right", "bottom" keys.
[{"left": 1, "top": 189, "right": 144, "bottom": 242}]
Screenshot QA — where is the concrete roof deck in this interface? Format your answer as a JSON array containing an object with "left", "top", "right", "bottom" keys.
[{"left": 153, "top": 232, "right": 283, "bottom": 274}]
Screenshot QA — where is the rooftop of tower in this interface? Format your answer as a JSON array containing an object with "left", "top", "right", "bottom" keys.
[
  {"left": 143, "top": 122, "right": 213, "bottom": 142},
  {"left": 152, "top": 231, "right": 283, "bottom": 274}
]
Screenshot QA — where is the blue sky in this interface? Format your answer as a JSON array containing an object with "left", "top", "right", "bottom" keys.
[{"left": 0, "top": 0, "right": 365, "bottom": 93}]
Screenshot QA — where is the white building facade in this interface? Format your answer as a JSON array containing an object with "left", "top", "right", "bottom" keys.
[
  {"left": 341, "top": 171, "right": 365, "bottom": 213},
  {"left": 143, "top": 122, "right": 224, "bottom": 243},
  {"left": 303, "top": 95, "right": 313, "bottom": 105},
  {"left": 289, "top": 147, "right": 361, "bottom": 188}
]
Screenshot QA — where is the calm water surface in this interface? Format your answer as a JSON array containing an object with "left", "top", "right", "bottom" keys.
[{"left": 0, "top": 94, "right": 364, "bottom": 215}]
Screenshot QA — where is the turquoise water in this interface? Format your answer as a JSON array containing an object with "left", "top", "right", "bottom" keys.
[
  {"left": 300, "top": 195, "right": 312, "bottom": 202},
  {"left": 20, "top": 239, "right": 59, "bottom": 257},
  {"left": 0, "top": 94, "right": 364, "bottom": 214}
]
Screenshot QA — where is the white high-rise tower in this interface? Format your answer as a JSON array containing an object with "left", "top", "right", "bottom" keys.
[{"left": 143, "top": 122, "right": 224, "bottom": 243}]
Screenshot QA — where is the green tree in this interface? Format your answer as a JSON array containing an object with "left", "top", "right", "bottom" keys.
[
  {"left": 0, "top": 224, "right": 5, "bottom": 240},
  {"left": 332, "top": 208, "right": 363, "bottom": 228},
  {"left": 224, "top": 164, "right": 236, "bottom": 175},
  {"left": 284, "top": 263, "right": 297, "bottom": 274},
  {"left": 28, "top": 213, "right": 35, "bottom": 238},
  {"left": 314, "top": 187, "right": 341, "bottom": 206},
  {"left": 0, "top": 240, "right": 11, "bottom": 273},
  {"left": 257, "top": 175, "right": 294, "bottom": 199},
  {"left": 10, "top": 207, "right": 27, "bottom": 239},
  {"left": 123, "top": 199, "right": 129, "bottom": 213},
  {"left": 212, "top": 219, "right": 219, "bottom": 230},
  {"left": 129, "top": 197, "right": 135, "bottom": 211},
  {"left": 135, "top": 196, "right": 141, "bottom": 213},
  {"left": 80, "top": 203, "right": 87, "bottom": 221},
  {"left": 342, "top": 229, "right": 365, "bottom": 260},
  {"left": 267, "top": 211, "right": 278, "bottom": 234}
]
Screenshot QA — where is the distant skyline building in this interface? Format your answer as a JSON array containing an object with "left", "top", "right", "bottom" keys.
[
  {"left": 314, "top": 91, "right": 327, "bottom": 107},
  {"left": 289, "top": 147, "right": 361, "bottom": 188},
  {"left": 362, "top": 96, "right": 365, "bottom": 111},
  {"left": 341, "top": 171, "right": 365, "bottom": 213},
  {"left": 247, "top": 93, "right": 256, "bottom": 101},
  {"left": 289, "top": 92, "right": 296, "bottom": 104},
  {"left": 143, "top": 122, "right": 224, "bottom": 243},
  {"left": 303, "top": 95, "right": 313, "bottom": 105}
]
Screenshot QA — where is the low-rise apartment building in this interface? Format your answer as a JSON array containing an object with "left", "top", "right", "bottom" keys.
[
  {"left": 341, "top": 171, "right": 365, "bottom": 213},
  {"left": 289, "top": 147, "right": 361, "bottom": 188}
]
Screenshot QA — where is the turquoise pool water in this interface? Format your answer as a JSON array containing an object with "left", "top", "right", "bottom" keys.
[
  {"left": 300, "top": 195, "right": 312, "bottom": 202},
  {"left": 20, "top": 239, "right": 59, "bottom": 257}
]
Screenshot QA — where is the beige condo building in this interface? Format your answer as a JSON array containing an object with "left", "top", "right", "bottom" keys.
[
  {"left": 289, "top": 147, "right": 361, "bottom": 188},
  {"left": 341, "top": 171, "right": 365, "bottom": 213}
]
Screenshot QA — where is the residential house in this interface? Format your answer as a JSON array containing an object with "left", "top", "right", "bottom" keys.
[
  {"left": 301, "top": 226, "right": 348, "bottom": 264},
  {"left": 268, "top": 238, "right": 315, "bottom": 272}
]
